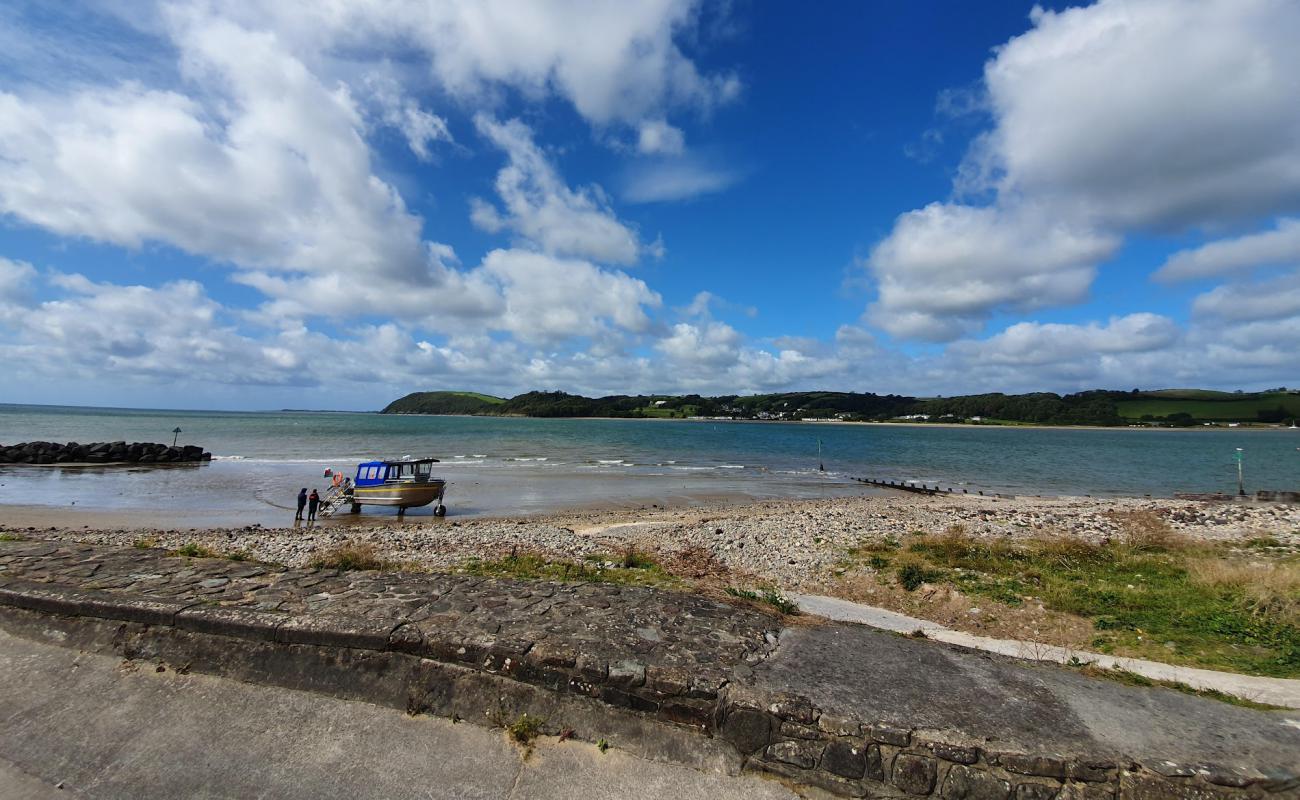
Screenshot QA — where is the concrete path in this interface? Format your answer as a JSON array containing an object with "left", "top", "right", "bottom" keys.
[
  {"left": 794, "top": 592, "right": 1300, "bottom": 709},
  {"left": 0, "top": 629, "right": 799, "bottom": 800},
  {"left": 753, "top": 622, "right": 1300, "bottom": 770}
]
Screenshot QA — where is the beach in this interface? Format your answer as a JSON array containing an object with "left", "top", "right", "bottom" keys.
[{"left": 7, "top": 490, "right": 1297, "bottom": 653}]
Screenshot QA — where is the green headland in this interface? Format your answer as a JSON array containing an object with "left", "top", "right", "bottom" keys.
[{"left": 382, "top": 387, "right": 1300, "bottom": 428}]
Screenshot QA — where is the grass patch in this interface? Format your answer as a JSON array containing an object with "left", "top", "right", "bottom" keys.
[
  {"left": 307, "top": 542, "right": 395, "bottom": 571},
  {"left": 1076, "top": 664, "right": 1285, "bottom": 710},
  {"left": 0, "top": 532, "right": 26, "bottom": 542},
  {"left": 842, "top": 520, "right": 1300, "bottom": 677},
  {"left": 506, "top": 713, "right": 545, "bottom": 745},
  {"left": 132, "top": 537, "right": 158, "bottom": 549},
  {"left": 225, "top": 550, "right": 253, "bottom": 562},
  {"left": 170, "top": 542, "right": 220, "bottom": 559},
  {"left": 1244, "top": 536, "right": 1284, "bottom": 549},
  {"left": 459, "top": 549, "right": 679, "bottom": 589},
  {"left": 896, "top": 561, "right": 944, "bottom": 591},
  {"left": 725, "top": 586, "right": 799, "bottom": 615}
]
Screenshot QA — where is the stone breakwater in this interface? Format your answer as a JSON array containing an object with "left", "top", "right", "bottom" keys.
[
  {"left": 1, "top": 539, "right": 1296, "bottom": 800},
  {"left": 0, "top": 440, "right": 212, "bottom": 465}
]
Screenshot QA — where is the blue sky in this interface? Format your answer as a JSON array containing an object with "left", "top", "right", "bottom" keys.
[{"left": 1, "top": 0, "right": 1297, "bottom": 410}]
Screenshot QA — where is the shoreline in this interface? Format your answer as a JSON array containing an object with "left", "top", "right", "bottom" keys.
[
  {"left": 4, "top": 491, "right": 1297, "bottom": 682},
  {"left": 377, "top": 412, "right": 1295, "bottom": 431}
]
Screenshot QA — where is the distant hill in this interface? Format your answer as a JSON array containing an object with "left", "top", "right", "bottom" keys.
[
  {"left": 379, "top": 387, "right": 1299, "bottom": 426},
  {"left": 382, "top": 391, "right": 505, "bottom": 415}
]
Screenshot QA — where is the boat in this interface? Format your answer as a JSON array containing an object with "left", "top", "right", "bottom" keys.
[{"left": 321, "top": 458, "right": 447, "bottom": 517}]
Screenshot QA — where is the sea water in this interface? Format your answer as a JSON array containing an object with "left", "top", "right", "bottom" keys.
[{"left": 1, "top": 404, "right": 1298, "bottom": 522}]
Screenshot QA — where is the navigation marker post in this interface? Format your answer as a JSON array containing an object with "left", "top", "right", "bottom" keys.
[
  {"left": 172, "top": 427, "right": 182, "bottom": 447},
  {"left": 1234, "top": 447, "right": 1245, "bottom": 496},
  {"left": 818, "top": 438, "right": 824, "bottom": 472}
]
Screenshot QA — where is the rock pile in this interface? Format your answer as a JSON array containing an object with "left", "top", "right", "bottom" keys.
[{"left": 0, "top": 441, "right": 212, "bottom": 465}]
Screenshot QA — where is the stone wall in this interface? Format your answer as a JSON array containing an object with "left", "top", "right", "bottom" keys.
[
  {"left": 0, "top": 441, "right": 212, "bottom": 465},
  {"left": 716, "top": 684, "right": 1294, "bottom": 798},
  {"left": 0, "top": 540, "right": 1294, "bottom": 799}
]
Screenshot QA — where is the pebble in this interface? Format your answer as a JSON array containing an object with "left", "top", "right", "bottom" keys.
[{"left": 7, "top": 494, "right": 1297, "bottom": 591}]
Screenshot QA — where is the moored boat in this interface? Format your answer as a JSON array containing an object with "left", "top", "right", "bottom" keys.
[{"left": 322, "top": 458, "right": 447, "bottom": 516}]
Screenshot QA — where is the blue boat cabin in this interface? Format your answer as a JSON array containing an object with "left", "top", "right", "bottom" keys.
[{"left": 354, "top": 459, "right": 440, "bottom": 486}]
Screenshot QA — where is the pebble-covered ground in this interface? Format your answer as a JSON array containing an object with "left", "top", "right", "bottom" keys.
[{"left": 7, "top": 493, "right": 1298, "bottom": 592}]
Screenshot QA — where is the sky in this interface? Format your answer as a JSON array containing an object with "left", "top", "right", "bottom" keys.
[{"left": 0, "top": 0, "right": 1298, "bottom": 411}]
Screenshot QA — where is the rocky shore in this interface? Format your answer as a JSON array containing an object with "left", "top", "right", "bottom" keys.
[
  {"left": 0, "top": 440, "right": 212, "bottom": 465},
  {"left": 9, "top": 493, "right": 1297, "bottom": 590}
]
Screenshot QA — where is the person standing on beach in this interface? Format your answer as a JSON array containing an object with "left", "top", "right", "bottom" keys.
[
  {"left": 295, "top": 488, "right": 307, "bottom": 521},
  {"left": 307, "top": 489, "right": 320, "bottom": 522}
]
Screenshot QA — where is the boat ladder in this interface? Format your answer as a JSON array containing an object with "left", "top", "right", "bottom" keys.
[{"left": 317, "top": 485, "right": 353, "bottom": 518}]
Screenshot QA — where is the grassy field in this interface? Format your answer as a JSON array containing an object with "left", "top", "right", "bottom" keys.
[
  {"left": 1115, "top": 391, "right": 1300, "bottom": 421},
  {"left": 843, "top": 518, "right": 1300, "bottom": 677},
  {"left": 636, "top": 404, "right": 701, "bottom": 418},
  {"left": 450, "top": 391, "right": 505, "bottom": 404}
]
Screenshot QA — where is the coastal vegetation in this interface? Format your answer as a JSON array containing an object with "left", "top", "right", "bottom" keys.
[
  {"left": 457, "top": 549, "right": 680, "bottom": 589},
  {"left": 382, "top": 387, "right": 1300, "bottom": 427},
  {"left": 842, "top": 517, "right": 1300, "bottom": 677}
]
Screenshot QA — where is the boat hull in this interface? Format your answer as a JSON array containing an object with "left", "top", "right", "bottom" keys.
[{"left": 351, "top": 480, "right": 445, "bottom": 508}]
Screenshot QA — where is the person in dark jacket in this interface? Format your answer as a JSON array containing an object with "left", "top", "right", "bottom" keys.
[
  {"left": 307, "top": 489, "right": 321, "bottom": 522},
  {"left": 295, "top": 488, "right": 308, "bottom": 521}
]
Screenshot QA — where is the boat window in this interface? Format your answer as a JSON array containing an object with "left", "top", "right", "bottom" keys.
[
  {"left": 415, "top": 462, "right": 432, "bottom": 477},
  {"left": 368, "top": 466, "right": 379, "bottom": 480}
]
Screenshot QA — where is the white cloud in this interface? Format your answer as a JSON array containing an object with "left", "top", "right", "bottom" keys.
[
  {"left": 0, "top": 272, "right": 316, "bottom": 386},
  {"left": 0, "top": 257, "right": 36, "bottom": 306},
  {"left": 870, "top": 0, "right": 1300, "bottom": 343},
  {"left": 1192, "top": 270, "right": 1300, "bottom": 322},
  {"left": 480, "top": 249, "right": 660, "bottom": 343},
  {"left": 0, "top": 12, "right": 433, "bottom": 287},
  {"left": 1156, "top": 218, "right": 1300, "bottom": 282},
  {"left": 203, "top": 0, "right": 738, "bottom": 132},
  {"left": 472, "top": 116, "right": 647, "bottom": 265},
  {"left": 867, "top": 203, "right": 1118, "bottom": 340},
  {"left": 948, "top": 313, "right": 1180, "bottom": 368},
  {"left": 361, "top": 70, "right": 453, "bottom": 162},
  {"left": 980, "top": 0, "right": 1300, "bottom": 230},
  {"left": 622, "top": 156, "right": 740, "bottom": 203},
  {"left": 637, "top": 119, "right": 685, "bottom": 155}
]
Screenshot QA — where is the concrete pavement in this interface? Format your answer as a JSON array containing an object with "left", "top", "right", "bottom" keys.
[{"left": 0, "top": 629, "right": 798, "bottom": 800}]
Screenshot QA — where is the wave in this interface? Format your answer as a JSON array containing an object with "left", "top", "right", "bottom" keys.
[{"left": 212, "top": 456, "right": 350, "bottom": 464}]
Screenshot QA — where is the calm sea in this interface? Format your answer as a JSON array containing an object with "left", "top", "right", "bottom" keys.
[{"left": 1, "top": 404, "right": 1298, "bottom": 522}]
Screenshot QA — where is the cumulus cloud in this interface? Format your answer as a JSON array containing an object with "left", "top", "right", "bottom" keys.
[
  {"left": 200, "top": 0, "right": 738, "bottom": 133},
  {"left": 472, "top": 116, "right": 647, "bottom": 264},
  {"left": 981, "top": 0, "right": 1300, "bottom": 230},
  {"left": 870, "top": 0, "right": 1300, "bottom": 343},
  {"left": 867, "top": 204, "right": 1118, "bottom": 340},
  {"left": 0, "top": 11, "right": 433, "bottom": 287},
  {"left": 0, "top": 272, "right": 315, "bottom": 386},
  {"left": 479, "top": 249, "right": 661, "bottom": 343},
  {"left": 948, "top": 313, "right": 1180, "bottom": 367},
  {"left": 1191, "top": 270, "right": 1300, "bottom": 322},
  {"left": 1156, "top": 218, "right": 1300, "bottom": 282}
]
